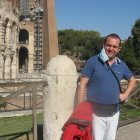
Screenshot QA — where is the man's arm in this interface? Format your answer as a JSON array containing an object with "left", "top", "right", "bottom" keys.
[
  {"left": 76, "top": 76, "right": 89, "bottom": 106},
  {"left": 119, "top": 76, "right": 136, "bottom": 102}
]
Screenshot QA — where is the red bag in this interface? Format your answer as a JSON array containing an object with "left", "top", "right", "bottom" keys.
[{"left": 61, "top": 101, "right": 93, "bottom": 140}]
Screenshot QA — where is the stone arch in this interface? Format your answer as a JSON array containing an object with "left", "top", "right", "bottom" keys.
[
  {"left": 19, "top": 29, "right": 29, "bottom": 44},
  {"left": 19, "top": 47, "right": 28, "bottom": 73}
]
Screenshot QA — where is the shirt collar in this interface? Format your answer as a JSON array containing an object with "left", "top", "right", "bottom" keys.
[{"left": 115, "top": 57, "right": 121, "bottom": 65}]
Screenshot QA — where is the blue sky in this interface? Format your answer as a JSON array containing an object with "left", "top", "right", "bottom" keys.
[{"left": 55, "top": 0, "right": 140, "bottom": 40}]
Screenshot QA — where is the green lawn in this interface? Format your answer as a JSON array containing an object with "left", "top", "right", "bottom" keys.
[
  {"left": 119, "top": 104, "right": 140, "bottom": 122},
  {"left": 0, "top": 105, "right": 139, "bottom": 139},
  {"left": 0, "top": 113, "right": 43, "bottom": 139}
]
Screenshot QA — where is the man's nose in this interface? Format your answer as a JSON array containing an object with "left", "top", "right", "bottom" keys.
[{"left": 109, "top": 46, "right": 114, "bottom": 50}]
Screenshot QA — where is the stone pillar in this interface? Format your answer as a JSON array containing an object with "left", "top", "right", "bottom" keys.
[
  {"left": 6, "top": 22, "right": 11, "bottom": 49},
  {"left": 1, "top": 19, "right": 6, "bottom": 50},
  {"left": 0, "top": 54, "right": 4, "bottom": 79},
  {"left": 28, "top": 54, "right": 34, "bottom": 73},
  {"left": 0, "top": 20, "right": 3, "bottom": 49},
  {"left": 11, "top": 54, "right": 17, "bottom": 79},
  {"left": 11, "top": 23, "right": 17, "bottom": 51},
  {"left": 28, "top": 24, "right": 34, "bottom": 73},
  {"left": 4, "top": 55, "right": 11, "bottom": 79},
  {"left": 43, "top": 55, "right": 78, "bottom": 140}
]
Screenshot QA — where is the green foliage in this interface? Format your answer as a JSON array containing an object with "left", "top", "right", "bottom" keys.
[
  {"left": 126, "top": 18, "right": 140, "bottom": 71},
  {"left": 118, "top": 38, "right": 140, "bottom": 68},
  {"left": 58, "top": 29, "right": 103, "bottom": 60},
  {"left": 131, "top": 19, "right": 140, "bottom": 60}
]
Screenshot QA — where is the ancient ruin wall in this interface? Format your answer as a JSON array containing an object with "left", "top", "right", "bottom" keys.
[{"left": 0, "top": 0, "right": 19, "bottom": 79}]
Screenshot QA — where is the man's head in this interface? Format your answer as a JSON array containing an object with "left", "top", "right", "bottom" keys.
[{"left": 103, "top": 33, "right": 121, "bottom": 60}]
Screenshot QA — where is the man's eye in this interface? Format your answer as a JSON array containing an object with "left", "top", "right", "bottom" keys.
[{"left": 106, "top": 44, "right": 111, "bottom": 47}]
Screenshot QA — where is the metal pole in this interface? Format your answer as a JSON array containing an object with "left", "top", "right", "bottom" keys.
[
  {"left": 32, "top": 89, "right": 37, "bottom": 140},
  {"left": 24, "top": 92, "right": 25, "bottom": 110}
]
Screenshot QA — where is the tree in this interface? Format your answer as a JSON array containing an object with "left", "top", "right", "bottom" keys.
[
  {"left": 131, "top": 19, "right": 140, "bottom": 60},
  {"left": 118, "top": 38, "right": 140, "bottom": 72},
  {"left": 58, "top": 29, "right": 102, "bottom": 60}
]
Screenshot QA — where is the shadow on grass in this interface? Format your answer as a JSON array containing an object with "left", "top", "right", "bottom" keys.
[
  {"left": 0, "top": 131, "right": 31, "bottom": 140},
  {"left": 0, "top": 124, "right": 43, "bottom": 140}
]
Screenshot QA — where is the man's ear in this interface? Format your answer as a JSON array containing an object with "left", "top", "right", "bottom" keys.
[{"left": 118, "top": 46, "right": 122, "bottom": 52}]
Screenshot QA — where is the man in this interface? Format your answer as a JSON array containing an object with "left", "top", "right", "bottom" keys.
[{"left": 76, "top": 34, "right": 136, "bottom": 140}]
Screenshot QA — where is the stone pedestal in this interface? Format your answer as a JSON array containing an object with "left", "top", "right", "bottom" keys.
[{"left": 43, "top": 55, "right": 78, "bottom": 140}]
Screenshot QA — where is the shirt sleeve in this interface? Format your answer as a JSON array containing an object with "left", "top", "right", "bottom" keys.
[
  {"left": 123, "top": 62, "right": 133, "bottom": 80},
  {"left": 81, "top": 57, "right": 95, "bottom": 78}
]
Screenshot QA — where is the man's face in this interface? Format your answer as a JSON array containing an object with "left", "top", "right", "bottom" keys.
[{"left": 103, "top": 37, "right": 121, "bottom": 59}]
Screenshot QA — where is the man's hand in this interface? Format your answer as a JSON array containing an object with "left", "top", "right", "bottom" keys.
[
  {"left": 119, "top": 93, "right": 128, "bottom": 102},
  {"left": 119, "top": 76, "right": 136, "bottom": 102}
]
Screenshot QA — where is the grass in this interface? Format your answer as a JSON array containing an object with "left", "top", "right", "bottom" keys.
[
  {"left": 119, "top": 104, "right": 140, "bottom": 122},
  {"left": 0, "top": 105, "right": 139, "bottom": 139},
  {"left": 0, "top": 113, "right": 43, "bottom": 139}
]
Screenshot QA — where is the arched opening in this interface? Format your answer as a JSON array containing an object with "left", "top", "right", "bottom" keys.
[
  {"left": 19, "top": 47, "right": 28, "bottom": 73},
  {"left": 19, "top": 29, "right": 29, "bottom": 44},
  {"left": 19, "top": 15, "right": 25, "bottom": 21}
]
